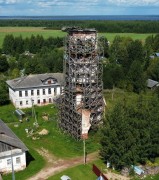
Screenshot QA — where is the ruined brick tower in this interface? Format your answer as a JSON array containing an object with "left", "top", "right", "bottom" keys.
[{"left": 59, "top": 27, "right": 105, "bottom": 140}]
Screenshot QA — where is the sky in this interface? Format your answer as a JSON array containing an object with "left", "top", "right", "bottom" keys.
[{"left": 0, "top": 0, "right": 159, "bottom": 16}]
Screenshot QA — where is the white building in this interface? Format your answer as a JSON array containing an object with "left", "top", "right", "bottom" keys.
[
  {"left": 0, "top": 119, "right": 28, "bottom": 174},
  {"left": 6, "top": 73, "right": 64, "bottom": 109}
]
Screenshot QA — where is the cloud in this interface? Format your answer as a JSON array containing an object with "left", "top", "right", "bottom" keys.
[
  {"left": 37, "top": 0, "right": 102, "bottom": 8},
  {"left": 6, "top": 0, "right": 17, "bottom": 4},
  {"left": 108, "top": 0, "right": 159, "bottom": 6},
  {"left": 0, "top": 0, "right": 18, "bottom": 4}
]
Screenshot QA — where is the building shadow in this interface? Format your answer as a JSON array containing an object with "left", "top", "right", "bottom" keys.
[{"left": 26, "top": 151, "right": 35, "bottom": 167}]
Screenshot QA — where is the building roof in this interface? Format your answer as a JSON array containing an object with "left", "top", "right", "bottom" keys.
[
  {"left": 147, "top": 79, "right": 159, "bottom": 88},
  {"left": 154, "top": 53, "right": 159, "bottom": 57},
  {"left": 6, "top": 73, "right": 64, "bottom": 90},
  {"left": 0, "top": 119, "right": 28, "bottom": 151}
]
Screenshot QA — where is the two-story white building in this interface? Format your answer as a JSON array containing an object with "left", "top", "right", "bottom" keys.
[
  {"left": 6, "top": 73, "right": 64, "bottom": 109},
  {"left": 0, "top": 119, "right": 28, "bottom": 174}
]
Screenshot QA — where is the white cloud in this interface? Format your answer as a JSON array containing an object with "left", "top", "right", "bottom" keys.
[
  {"left": 37, "top": 0, "right": 101, "bottom": 8},
  {"left": 6, "top": 0, "right": 17, "bottom": 4},
  {"left": 0, "top": 0, "right": 18, "bottom": 4},
  {"left": 108, "top": 0, "right": 159, "bottom": 6}
]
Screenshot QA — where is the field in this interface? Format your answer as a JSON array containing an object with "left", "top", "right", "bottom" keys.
[
  {"left": 0, "top": 27, "right": 66, "bottom": 48},
  {"left": 0, "top": 27, "right": 156, "bottom": 48}
]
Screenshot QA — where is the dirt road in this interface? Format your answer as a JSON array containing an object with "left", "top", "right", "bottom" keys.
[{"left": 27, "top": 148, "right": 98, "bottom": 180}]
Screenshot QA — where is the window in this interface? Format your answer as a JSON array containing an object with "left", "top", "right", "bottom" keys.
[
  {"left": 54, "top": 88, "right": 56, "bottom": 96},
  {"left": 48, "top": 88, "right": 51, "bottom": 94},
  {"left": 31, "top": 90, "right": 34, "bottom": 96},
  {"left": 19, "top": 91, "right": 22, "bottom": 97},
  {"left": 48, "top": 80, "right": 51, "bottom": 84},
  {"left": 37, "top": 99, "right": 40, "bottom": 104},
  {"left": 49, "top": 98, "right": 52, "bottom": 103},
  {"left": 20, "top": 101, "right": 23, "bottom": 106},
  {"left": 37, "top": 89, "right": 40, "bottom": 95},
  {"left": 26, "top": 100, "right": 28, "bottom": 105},
  {"left": 16, "top": 157, "right": 21, "bottom": 164},
  {"left": 25, "top": 90, "right": 28, "bottom": 96},
  {"left": 43, "top": 99, "right": 46, "bottom": 104},
  {"left": 7, "top": 159, "right": 11, "bottom": 166},
  {"left": 43, "top": 89, "right": 45, "bottom": 95}
]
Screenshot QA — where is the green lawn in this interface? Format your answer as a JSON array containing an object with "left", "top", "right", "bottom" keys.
[
  {"left": 0, "top": 27, "right": 156, "bottom": 48},
  {"left": 0, "top": 103, "right": 100, "bottom": 179},
  {"left": 0, "top": 104, "right": 100, "bottom": 158}
]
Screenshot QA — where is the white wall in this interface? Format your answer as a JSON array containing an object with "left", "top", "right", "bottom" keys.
[
  {"left": 9, "top": 85, "right": 63, "bottom": 109},
  {"left": 0, "top": 149, "right": 26, "bottom": 173}
]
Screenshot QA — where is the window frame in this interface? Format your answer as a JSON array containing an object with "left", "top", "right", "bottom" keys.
[
  {"left": 16, "top": 157, "right": 21, "bottom": 164},
  {"left": 31, "top": 90, "right": 34, "bottom": 96},
  {"left": 43, "top": 89, "right": 45, "bottom": 95},
  {"left": 7, "top": 159, "right": 11, "bottom": 166},
  {"left": 48, "top": 88, "right": 51, "bottom": 94},
  {"left": 37, "top": 89, "right": 40, "bottom": 96},
  {"left": 25, "top": 90, "right": 28, "bottom": 97},
  {"left": 19, "top": 91, "right": 22, "bottom": 97}
]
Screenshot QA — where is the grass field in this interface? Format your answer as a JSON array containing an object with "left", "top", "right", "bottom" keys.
[
  {"left": 0, "top": 27, "right": 66, "bottom": 48},
  {"left": 0, "top": 103, "right": 100, "bottom": 179},
  {"left": 0, "top": 27, "right": 156, "bottom": 48}
]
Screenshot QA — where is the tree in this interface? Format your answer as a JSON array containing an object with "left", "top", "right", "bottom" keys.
[
  {"left": 153, "top": 34, "right": 159, "bottom": 52},
  {"left": 100, "top": 96, "right": 159, "bottom": 169},
  {"left": 7, "top": 56, "right": 17, "bottom": 70},
  {"left": 127, "top": 40, "right": 144, "bottom": 64},
  {"left": 109, "top": 36, "right": 132, "bottom": 74},
  {"left": 2, "top": 34, "right": 14, "bottom": 54},
  {"left": 0, "top": 55, "right": 9, "bottom": 72},
  {"left": 0, "top": 80, "right": 9, "bottom": 105},
  {"left": 146, "top": 58, "right": 159, "bottom": 81},
  {"left": 128, "top": 60, "right": 146, "bottom": 93},
  {"left": 144, "top": 35, "right": 154, "bottom": 56},
  {"left": 13, "top": 36, "right": 24, "bottom": 54}
]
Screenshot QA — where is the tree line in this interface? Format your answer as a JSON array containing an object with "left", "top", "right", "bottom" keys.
[
  {"left": 2, "top": 34, "right": 63, "bottom": 55},
  {"left": 1, "top": 20, "right": 159, "bottom": 33}
]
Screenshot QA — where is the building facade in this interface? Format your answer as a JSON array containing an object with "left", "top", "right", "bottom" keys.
[
  {"left": 0, "top": 119, "right": 28, "bottom": 174},
  {"left": 6, "top": 73, "right": 64, "bottom": 109}
]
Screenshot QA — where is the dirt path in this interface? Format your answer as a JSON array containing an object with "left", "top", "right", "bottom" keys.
[
  {"left": 105, "top": 171, "right": 130, "bottom": 180},
  {"left": 27, "top": 148, "right": 98, "bottom": 180}
]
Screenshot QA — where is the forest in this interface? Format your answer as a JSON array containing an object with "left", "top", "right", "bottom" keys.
[
  {"left": 0, "top": 26, "right": 159, "bottom": 170},
  {"left": 1, "top": 19, "right": 159, "bottom": 33}
]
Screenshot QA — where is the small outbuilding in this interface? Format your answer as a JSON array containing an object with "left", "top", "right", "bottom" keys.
[
  {"left": 154, "top": 52, "right": 159, "bottom": 57},
  {"left": 0, "top": 119, "right": 28, "bottom": 174},
  {"left": 147, "top": 79, "right": 159, "bottom": 90},
  {"left": 14, "top": 109, "right": 25, "bottom": 121}
]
